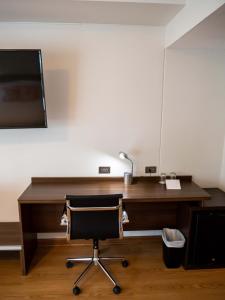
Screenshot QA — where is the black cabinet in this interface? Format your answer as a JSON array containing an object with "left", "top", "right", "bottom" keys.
[
  {"left": 189, "top": 210, "right": 225, "bottom": 267},
  {"left": 178, "top": 188, "right": 225, "bottom": 269}
]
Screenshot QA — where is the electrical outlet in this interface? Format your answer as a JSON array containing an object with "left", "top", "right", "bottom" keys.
[
  {"left": 145, "top": 166, "right": 157, "bottom": 174},
  {"left": 99, "top": 166, "right": 110, "bottom": 174}
]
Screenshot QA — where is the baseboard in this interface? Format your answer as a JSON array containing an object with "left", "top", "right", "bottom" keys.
[
  {"left": 37, "top": 230, "right": 162, "bottom": 240},
  {"left": 0, "top": 221, "right": 162, "bottom": 249}
]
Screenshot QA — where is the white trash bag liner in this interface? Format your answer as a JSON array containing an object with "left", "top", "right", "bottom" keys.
[{"left": 162, "top": 228, "right": 185, "bottom": 248}]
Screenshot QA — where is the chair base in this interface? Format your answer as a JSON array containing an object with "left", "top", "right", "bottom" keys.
[{"left": 66, "top": 239, "right": 128, "bottom": 294}]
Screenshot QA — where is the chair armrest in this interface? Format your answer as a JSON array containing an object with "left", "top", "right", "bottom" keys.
[
  {"left": 122, "top": 210, "right": 129, "bottom": 224},
  {"left": 67, "top": 204, "right": 121, "bottom": 212}
]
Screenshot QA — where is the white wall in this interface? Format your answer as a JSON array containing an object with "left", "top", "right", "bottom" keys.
[
  {"left": 160, "top": 49, "right": 225, "bottom": 187},
  {"left": 0, "top": 22, "right": 165, "bottom": 221},
  {"left": 1, "top": 22, "right": 225, "bottom": 222}
]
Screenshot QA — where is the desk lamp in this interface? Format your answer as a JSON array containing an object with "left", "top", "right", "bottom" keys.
[{"left": 119, "top": 151, "right": 133, "bottom": 184}]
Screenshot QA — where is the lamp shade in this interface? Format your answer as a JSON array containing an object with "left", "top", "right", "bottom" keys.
[{"left": 119, "top": 152, "right": 128, "bottom": 160}]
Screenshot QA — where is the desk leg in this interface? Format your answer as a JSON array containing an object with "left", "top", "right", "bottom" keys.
[{"left": 19, "top": 203, "right": 37, "bottom": 275}]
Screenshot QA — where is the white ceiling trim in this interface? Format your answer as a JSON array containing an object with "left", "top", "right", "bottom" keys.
[{"left": 0, "top": 0, "right": 185, "bottom": 26}]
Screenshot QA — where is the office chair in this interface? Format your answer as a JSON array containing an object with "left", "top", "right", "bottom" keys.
[{"left": 65, "top": 194, "right": 129, "bottom": 296}]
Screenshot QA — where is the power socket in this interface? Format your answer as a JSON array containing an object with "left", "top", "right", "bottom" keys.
[
  {"left": 99, "top": 166, "right": 111, "bottom": 174},
  {"left": 145, "top": 166, "right": 157, "bottom": 174}
]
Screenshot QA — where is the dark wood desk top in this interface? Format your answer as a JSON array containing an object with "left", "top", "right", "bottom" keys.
[
  {"left": 203, "top": 188, "right": 225, "bottom": 207},
  {"left": 18, "top": 176, "right": 210, "bottom": 204}
]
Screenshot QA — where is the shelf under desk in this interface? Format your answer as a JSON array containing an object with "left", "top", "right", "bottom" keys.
[
  {"left": 0, "top": 222, "right": 21, "bottom": 251},
  {"left": 18, "top": 176, "right": 210, "bottom": 275}
]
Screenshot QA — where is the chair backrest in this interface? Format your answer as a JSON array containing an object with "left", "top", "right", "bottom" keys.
[{"left": 65, "top": 194, "right": 123, "bottom": 240}]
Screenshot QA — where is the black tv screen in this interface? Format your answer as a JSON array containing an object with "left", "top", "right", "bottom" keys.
[{"left": 0, "top": 49, "right": 47, "bottom": 128}]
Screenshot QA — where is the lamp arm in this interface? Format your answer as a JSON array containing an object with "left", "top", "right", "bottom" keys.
[{"left": 127, "top": 158, "right": 133, "bottom": 176}]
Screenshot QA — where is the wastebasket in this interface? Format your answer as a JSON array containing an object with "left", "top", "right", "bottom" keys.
[{"left": 162, "top": 228, "right": 185, "bottom": 268}]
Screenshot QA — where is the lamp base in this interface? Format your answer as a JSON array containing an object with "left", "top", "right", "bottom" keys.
[{"left": 124, "top": 172, "right": 132, "bottom": 185}]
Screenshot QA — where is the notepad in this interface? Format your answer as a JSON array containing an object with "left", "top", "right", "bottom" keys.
[{"left": 166, "top": 179, "right": 181, "bottom": 190}]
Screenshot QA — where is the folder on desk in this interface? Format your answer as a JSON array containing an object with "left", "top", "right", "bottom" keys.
[{"left": 166, "top": 179, "right": 181, "bottom": 190}]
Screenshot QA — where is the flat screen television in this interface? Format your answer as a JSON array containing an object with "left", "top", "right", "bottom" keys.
[{"left": 0, "top": 49, "right": 47, "bottom": 128}]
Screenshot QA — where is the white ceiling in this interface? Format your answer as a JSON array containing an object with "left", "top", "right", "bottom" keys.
[
  {"left": 170, "top": 4, "right": 225, "bottom": 49},
  {"left": 0, "top": 0, "right": 185, "bottom": 26}
]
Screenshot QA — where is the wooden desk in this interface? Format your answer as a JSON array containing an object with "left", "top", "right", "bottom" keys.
[
  {"left": 18, "top": 176, "right": 210, "bottom": 275},
  {"left": 0, "top": 222, "right": 21, "bottom": 251}
]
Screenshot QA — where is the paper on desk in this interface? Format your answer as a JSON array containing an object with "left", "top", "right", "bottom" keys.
[{"left": 166, "top": 179, "right": 181, "bottom": 190}]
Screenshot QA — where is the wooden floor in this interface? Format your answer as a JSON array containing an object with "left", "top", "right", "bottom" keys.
[{"left": 0, "top": 237, "right": 225, "bottom": 300}]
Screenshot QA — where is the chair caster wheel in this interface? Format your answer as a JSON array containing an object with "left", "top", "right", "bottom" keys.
[
  {"left": 122, "top": 260, "right": 129, "bottom": 268},
  {"left": 66, "top": 261, "right": 74, "bottom": 268},
  {"left": 113, "top": 285, "right": 121, "bottom": 294},
  {"left": 73, "top": 286, "right": 81, "bottom": 295}
]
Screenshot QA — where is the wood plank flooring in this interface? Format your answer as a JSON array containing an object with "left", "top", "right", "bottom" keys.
[{"left": 0, "top": 237, "right": 225, "bottom": 300}]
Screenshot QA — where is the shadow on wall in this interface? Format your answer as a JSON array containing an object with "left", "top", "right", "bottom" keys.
[
  {"left": 0, "top": 69, "right": 73, "bottom": 145},
  {"left": 44, "top": 69, "right": 71, "bottom": 123}
]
